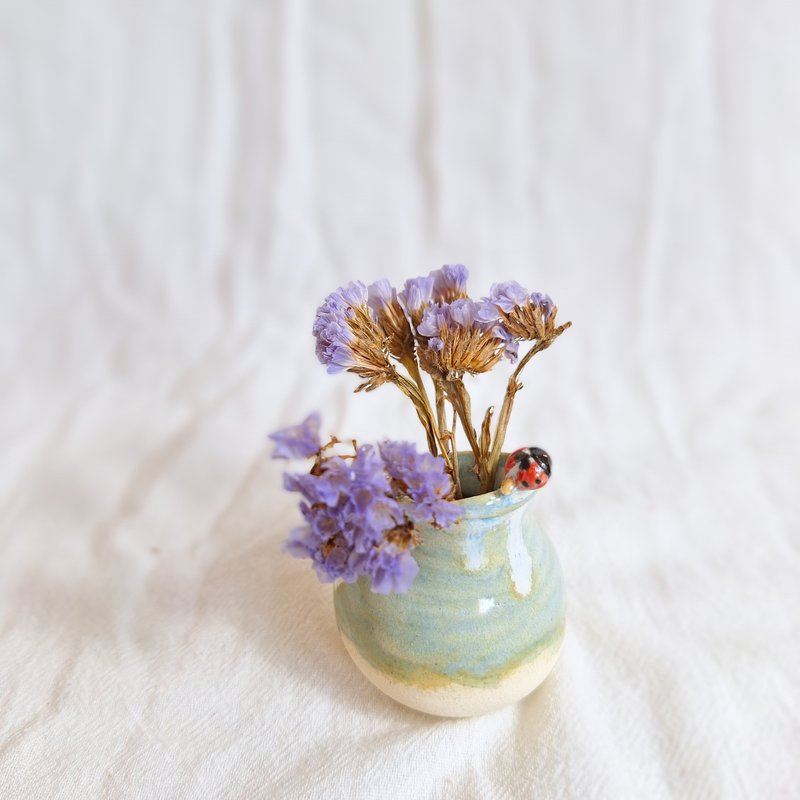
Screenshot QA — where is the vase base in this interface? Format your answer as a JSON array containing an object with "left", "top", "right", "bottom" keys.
[{"left": 339, "top": 631, "right": 564, "bottom": 718}]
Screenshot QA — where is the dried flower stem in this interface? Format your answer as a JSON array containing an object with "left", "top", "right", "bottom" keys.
[
  {"left": 395, "top": 360, "right": 457, "bottom": 493},
  {"left": 442, "top": 378, "right": 489, "bottom": 487},
  {"left": 434, "top": 379, "right": 462, "bottom": 496},
  {"left": 404, "top": 356, "right": 440, "bottom": 446},
  {"left": 394, "top": 373, "right": 439, "bottom": 456},
  {"left": 450, "top": 406, "right": 462, "bottom": 499},
  {"left": 435, "top": 383, "right": 448, "bottom": 452},
  {"left": 482, "top": 321, "right": 572, "bottom": 492}
]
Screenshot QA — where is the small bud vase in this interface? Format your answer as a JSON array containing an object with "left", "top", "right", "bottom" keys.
[{"left": 333, "top": 453, "right": 566, "bottom": 718}]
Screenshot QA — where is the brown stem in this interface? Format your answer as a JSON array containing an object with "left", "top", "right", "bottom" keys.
[
  {"left": 450, "top": 405, "right": 462, "bottom": 499},
  {"left": 407, "top": 359, "right": 457, "bottom": 477},
  {"left": 396, "top": 364, "right": 457, "bottom": 487},
  {"left": 442, "top": 378, "right": 487, "bottom": 487},
  {"left": 483, "top": 330, "right": 569, "bottom": 488},
  {"left": 404, "top": 357, "right": 440, "bottom": 445},
  {"left": 434, "top": 382, "right": 448, "bottom": 450},
  {"left": 434, "top": 379, "right": 461, "bottom": 498},
  {"left": 394, "top": 373, "right": 440, "bottom": 456}
]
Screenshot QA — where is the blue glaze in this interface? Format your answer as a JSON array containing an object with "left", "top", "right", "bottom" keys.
[{"left": 334, "top": 453, "right": 566, "bottom": 689}]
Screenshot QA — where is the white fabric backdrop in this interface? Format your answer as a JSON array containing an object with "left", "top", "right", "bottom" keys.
[{"left": 2, "top": 1, "right": 799, "bottom": 797}]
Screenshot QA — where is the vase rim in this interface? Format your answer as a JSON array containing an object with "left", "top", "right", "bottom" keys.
[{"left": 449, "top": 450, "right": 538, "bottom": 519}]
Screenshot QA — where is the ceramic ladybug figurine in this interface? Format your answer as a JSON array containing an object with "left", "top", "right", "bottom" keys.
[{"left": 499, "top": 446, "right": 552, "bottom": 495}]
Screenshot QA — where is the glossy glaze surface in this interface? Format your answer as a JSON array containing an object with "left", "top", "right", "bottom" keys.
[{"left": 334, "top": 454, "right": 566, "bottom": 715}]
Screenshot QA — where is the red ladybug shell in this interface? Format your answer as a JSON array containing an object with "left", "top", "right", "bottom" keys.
[{"left": 503, "top": 447, "right": 552, "bottom": 491}]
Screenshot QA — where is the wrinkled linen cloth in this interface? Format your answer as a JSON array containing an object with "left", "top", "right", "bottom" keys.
[{"left": 1, "top": 1, "right": 799, "bottom": 798}]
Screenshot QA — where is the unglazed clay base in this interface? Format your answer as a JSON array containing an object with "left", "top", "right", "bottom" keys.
[{"left": 340, "top": 632, "right": 564, "bottom": 718}]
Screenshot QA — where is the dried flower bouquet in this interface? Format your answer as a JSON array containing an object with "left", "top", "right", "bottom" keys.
[{"left": 271, "top": 265, "right": 570, "bottom": 594}]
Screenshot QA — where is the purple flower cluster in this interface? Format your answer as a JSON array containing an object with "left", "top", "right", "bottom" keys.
[
  {"left": 432, "top": 264, "right": 469, "bottom": 302},
  {"left": 366, "top": 278, "right": 396, "bottom": 315},
  {"left": 313, "top": 279, "right": 411, "bottom": 385},
  {"left": 274, "top": 417, "right": 463, "bottom": 594},
  {"left": 312, "top": 282, "right": 368, "bottom": 374},
  {"left": 282, "top": 447, "right": 412, "bottom": 591},
  {"left": 397, "top": 265, "right": 522, "bottom": 372},
  {"left": 312, "top": 269, "right": 557, "bottom": 377},
  {"left": 531, "top": 292, "right": 555, "bottom": 318},
  {"left": 478, "top": 281, "right": 554, "bottom": 322},
  {"left": 418, "top": 298, "right": 488, "bottom": 351},
  {"left": 379, "top": 442, "right": 463, "bottom": 528},
  {"left": 474, "top": 282, "right": 556, "bottom": 362},
  {"left": 477, "top": 281, "right": 530, "bottom": 316},
  {"left": 269, "top": 412, "right": 322, "bottom": 459},
  {"left": 398, "top": 264, "right": 468, "bottom": 320},
  {"left": 398, "top": 275, "right": 435, "bottom": 322}
]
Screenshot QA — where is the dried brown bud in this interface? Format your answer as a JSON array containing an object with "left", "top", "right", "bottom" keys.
[
  {"left": 346, "top": 306, "right": 399, "bottom": 391},
  {"left": 373, "top": 296, "right": 416, "bottom": 362},
  {"left": 417, "top": 325, "right": 504, "bottom": 379}
]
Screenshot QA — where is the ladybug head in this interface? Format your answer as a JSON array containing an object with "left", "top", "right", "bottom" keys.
[{"left": 529, "top": 447, "right": 551, "bottom": 477}]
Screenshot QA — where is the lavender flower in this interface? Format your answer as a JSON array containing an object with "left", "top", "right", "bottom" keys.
[
  {"left": 416, "top": 302, "right": 449, "bottom": 350},
  {"left": 431, "top": 264, "right": 469, "bottom": 303},
  {"left": 269, "top": 412, "right": 322, "bottom": 458},
  {"left": 312, "top": 283, "right": 363, "bottom": 374},
  {"left": 379, "top": 441, "right": 464, "bottom": 528},
  {"left": 283, "top": 457, "right": 351, "bottom": 505},
  {"left": 364, "top": 543, "right": 420, "bottom": 595},
  {"left": 367, "top": 279, "right": 415, "bottom": 361},
  {"left": 280, "top": 441, "right": 443, "bottom": 594},
  {"left": 399, "top": 265, "right": 468, "bottom": 325},
  {"left": 478, "top": 283, "right": 560, "bottom": 350},
  {"left": 398, "top": 275, "right": 435, "bottom": 325},
  {"left": 477, "top": 281, "right": 530, "bottom": 318},
  {"left": 277, "top": 409, "right": 466, "bottom": 593},
  {"left": 479, "top": 282, "right": 554, "bottom": 319},
  {"left": 447, "top": 297, "right": 479, "bottom": 327},
  {"left": 346, "top": 445, "right": 401, "bottom": 547},
  {"left": 366, "top": 278, "right": 394, "bottom": 313},
  {"left": 312, "top": 282, "right": 396, "bottom": 390},
  {"left": 418, "top": 298, "right": 481, "bottom": 339},
  {"left": 282, "top": 445, "right": 406, "bottom": 585},
  {"left": 417, "top": 298, "right": 505, "bottom": 376},
  {"left": 530, "top": 291, "right": 555, "bottom": 319},
  {"left": 491, "top": 323, "right": 520, "bottom": 363}
]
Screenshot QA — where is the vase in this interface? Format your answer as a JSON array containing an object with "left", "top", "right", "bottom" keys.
[{"left": 333, "top": 453, "right": 566, "bottom": 718}]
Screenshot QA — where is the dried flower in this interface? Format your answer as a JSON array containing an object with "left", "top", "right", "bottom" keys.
[
  {"left": 398, "top": 264, "right": 470, "bottom": 328},
  {"left": 417, "top": 298, "right": 505, "bottom": 377},
  {"left": 431, "top": 264, "right": 469, "bottom": 303},
  {"left": 476, "top": 281, "right": 530, "bottom": 315},
  {"left": 312, "top": 282, "right": 362, "bottom": 373},
  {"left": 367, "top": 279, "right": 415, "bottom": 362},
  {"left": 269, "top": 412, "right": 322, "bottom": 458},
  {"left": 278, "top": 262, "right": 571, "bottom": 575},
  {"left": 492, "top": 323, "right": 520, "bottom": 363},
  {"left": 312, "top": 282, "right": 397, "bottom": 391},
  {"left": 275, "top": 420, "right": 463, "bottom": 594},
  {"left": 398, "top": 275, "right": 435, "bottom": 326},
  {"left": 379, "top": 441, "right": 463, "bottom": 528},
  {"left": 529, "top": 292, "right": 555, "bottom": 319},
  {"left": 478, "top": 282, "right": 558, "bottom": 341},
  {"left": 281, "top": 446, "right": 407, "bottom": 584},
  {"left": 363, "top": 543, "right": 420, "bottom": 594}
]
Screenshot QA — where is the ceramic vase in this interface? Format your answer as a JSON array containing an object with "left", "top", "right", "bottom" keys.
[{"left": 334, "top": 454, "right": 566, "bottom": 718}]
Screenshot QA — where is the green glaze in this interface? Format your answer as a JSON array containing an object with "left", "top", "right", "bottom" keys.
[{"left": 334, "top": 454, "right": 566, "bottom": 690}]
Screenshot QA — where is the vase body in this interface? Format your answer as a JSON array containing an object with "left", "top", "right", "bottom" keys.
[{"left": 333, "top": 466, "right": 566, "bottom": 718}]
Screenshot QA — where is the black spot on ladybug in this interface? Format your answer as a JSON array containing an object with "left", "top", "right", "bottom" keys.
[{"left": 521, "top": 480, "right": 529, "bottom": 487}]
